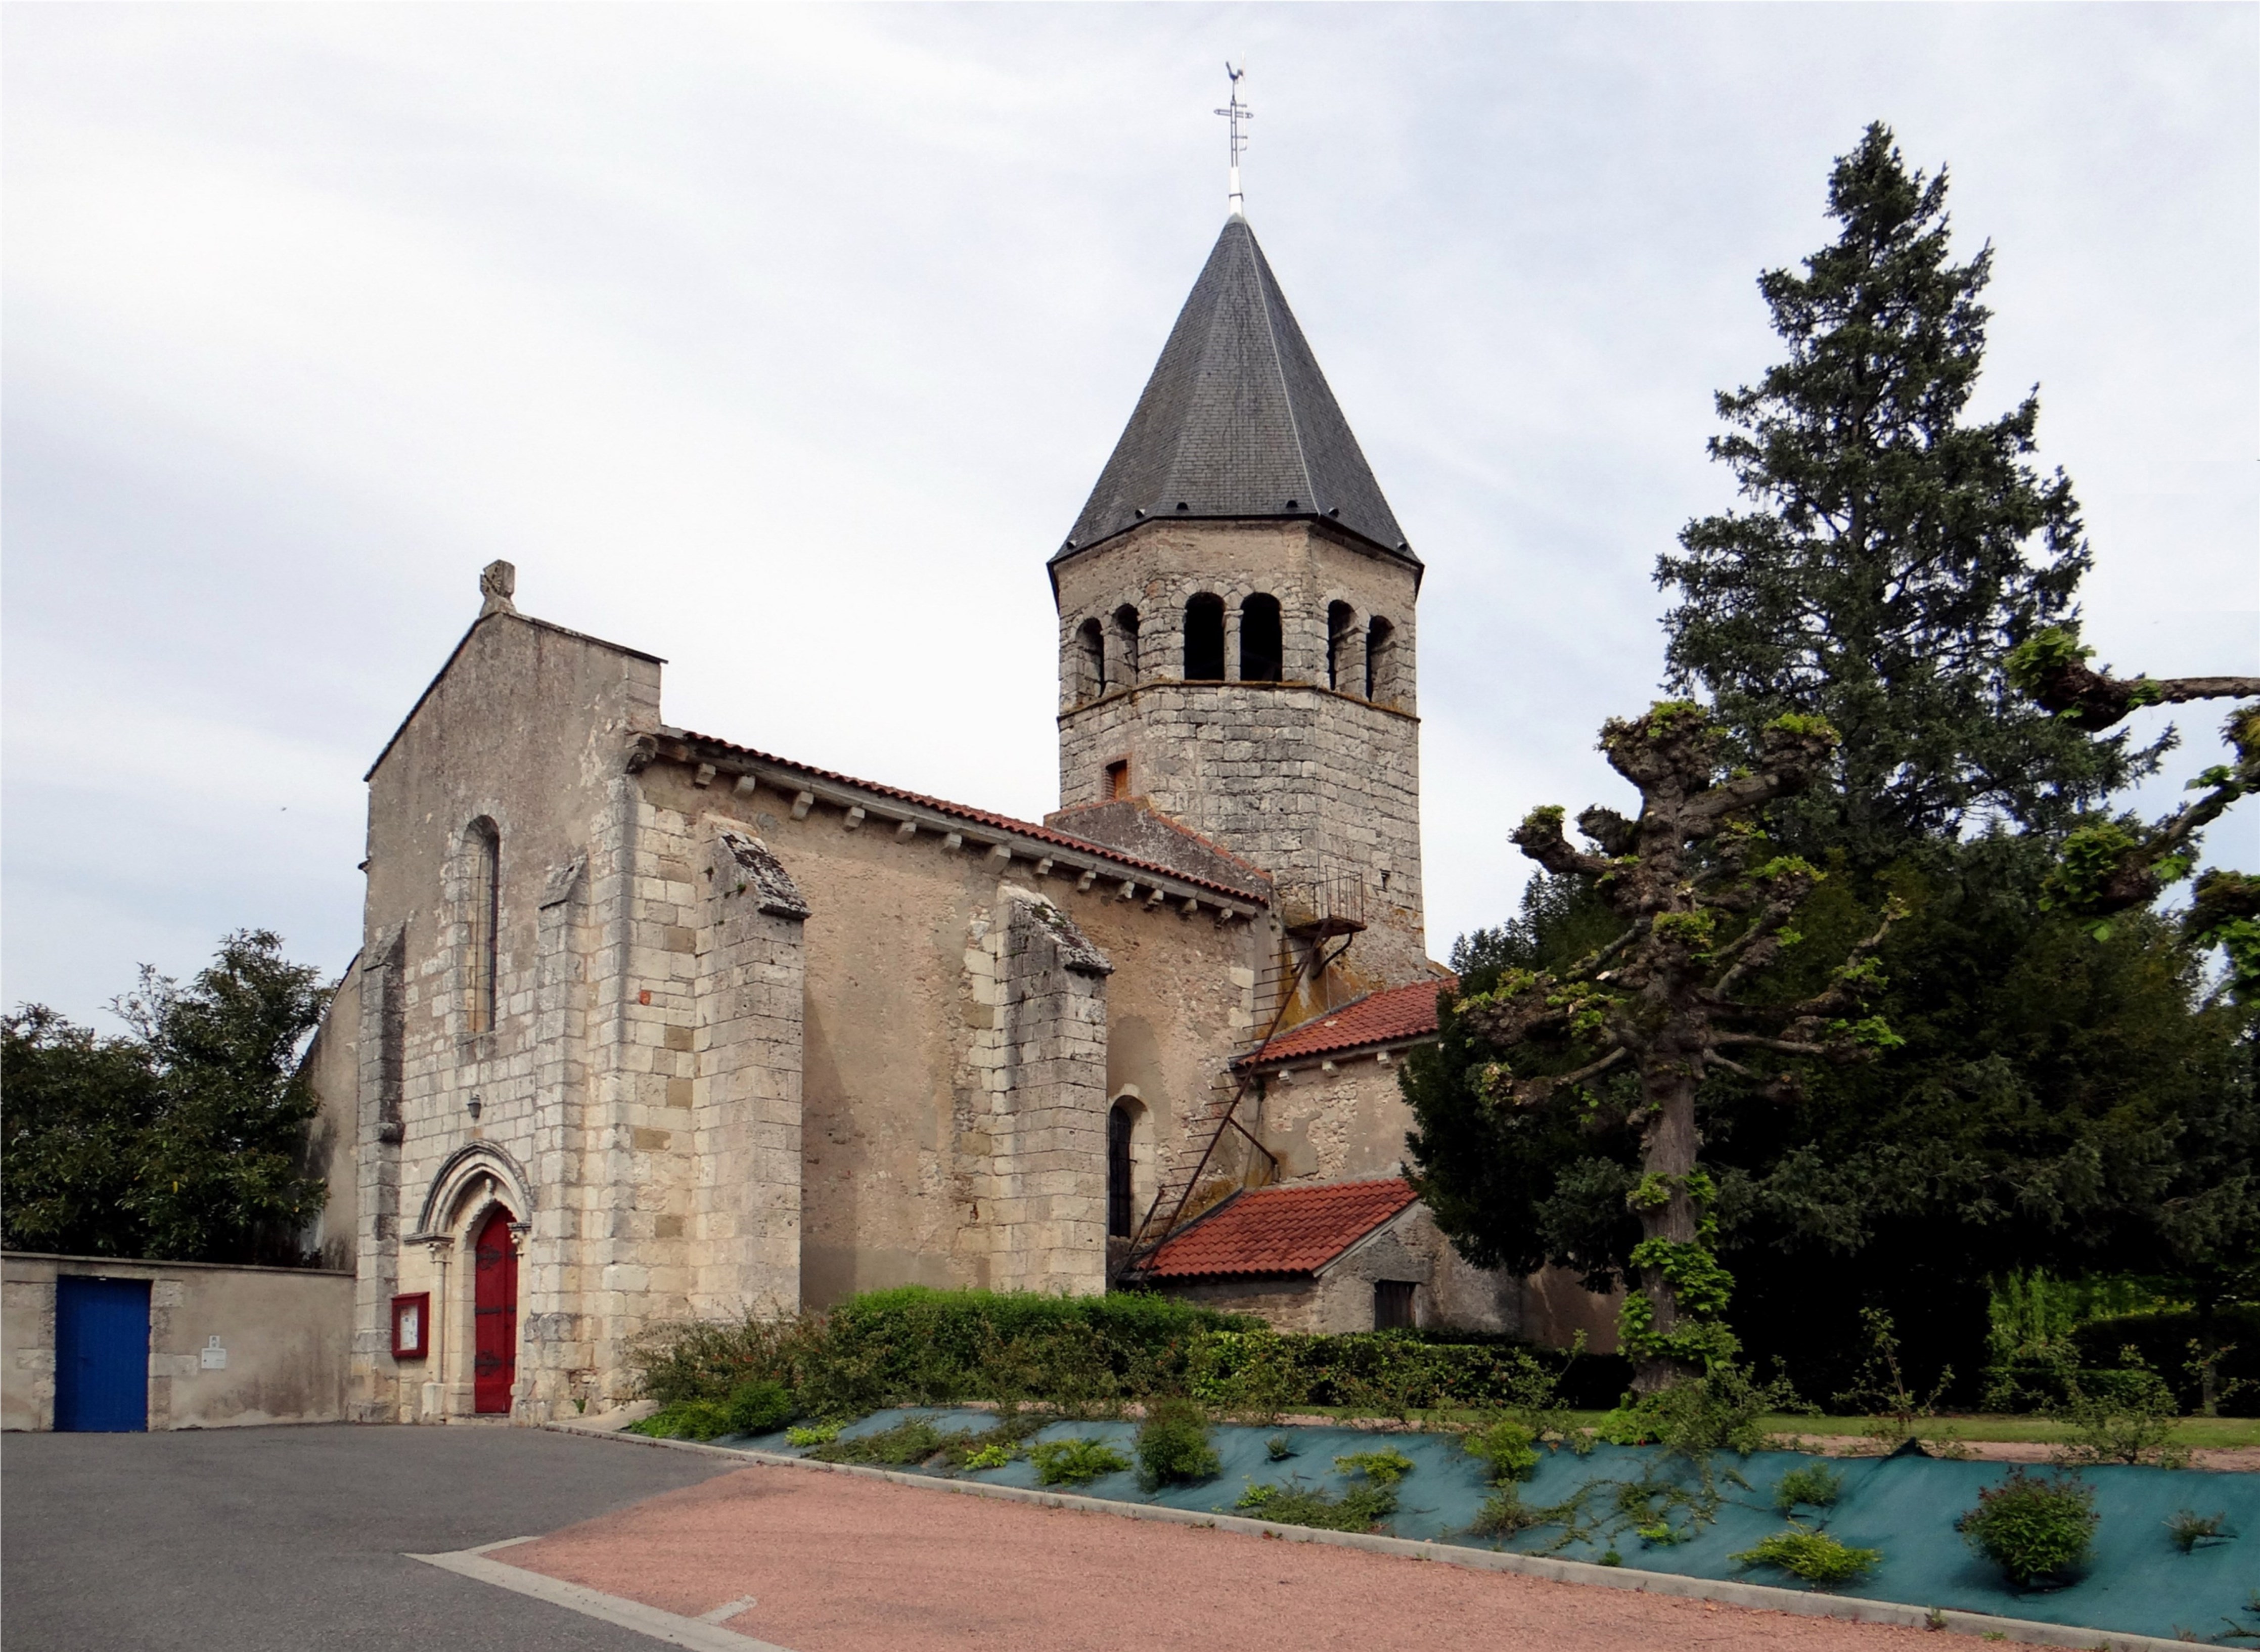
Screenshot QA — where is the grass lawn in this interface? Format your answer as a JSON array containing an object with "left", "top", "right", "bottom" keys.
[
  {"left": 1294, "top": 1405, "right": 2260, "bottom": 1449},
  {"left": 1744, "top": 1412, "right": 2260, "bottom": 1450}
]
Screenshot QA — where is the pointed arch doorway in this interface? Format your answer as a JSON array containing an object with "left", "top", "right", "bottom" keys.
[{"left": 471, "top": 1207, "right": 518, "bottom": 1415}]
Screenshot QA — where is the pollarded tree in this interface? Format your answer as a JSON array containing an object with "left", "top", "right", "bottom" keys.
[
  {"left": 1442, "top": 702, "right": 1900, "bottom": 1391},
  {"left": 2008, "top": 627, "right": 2260, "bottom": 994},
  {"left": 1658, "top": 122, "right": 2147, "bottom": 864}
]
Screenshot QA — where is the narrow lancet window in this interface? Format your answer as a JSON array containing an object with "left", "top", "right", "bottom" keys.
[
  {"left": 1107, "top": 1102, "right": 1135, "bottom": 1238},
  {"left": 1183, "top": 594, "right": 1226, "bottom": 680},
  {"left": 1366, "top": 616, "right": 1396, "bottom": 704},
  {"left": 465, "top": 817, "right": 501, "bottom": 1034},
  {"left": 1240, "top": 594, "right": 1283, "bottom": 683}
]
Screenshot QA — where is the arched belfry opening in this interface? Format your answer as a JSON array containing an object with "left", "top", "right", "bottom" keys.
[
  {"left": 1366, "top": 616, "right": 1396, "bottom": 704},
  {"left": 1112, "top": 605, "right": 1142, "bottom": 686},
  {"left": 1240, "top": 594, "right": 1283, "bottom": 683},
  {"left": 1327, "top": 602, "right": 1358, "bottom": 691},
  {"left": 1183, "top": 594, "right": 1225, "bottom": 681},
  {"left": 1077, "top": 617, "right": 1107, "bottom": 700}
]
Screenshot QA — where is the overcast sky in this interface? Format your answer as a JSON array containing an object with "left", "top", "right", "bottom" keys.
[{"left": 5, "top": 4, "right": 2254, "bottom": 1027}]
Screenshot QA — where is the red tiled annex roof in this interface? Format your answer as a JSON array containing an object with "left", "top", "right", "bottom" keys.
[
  {"left": 1144, "top": 1177, "right": 1418, "bottom": 1279},
  {"left": 656, "top": 727, "right": 1270, "bottom": 906},
  {"left": 1244, "top": 976, "right": 1455, "bottom": 1067}
]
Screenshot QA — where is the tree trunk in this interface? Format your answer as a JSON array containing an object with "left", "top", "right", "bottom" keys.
[
  {"left": 1631, "top": 1043, "right": 1702, "bottom": 1394},
  {"left": 2195, "top": 1281, "right": 2220, "bottom": 1417}
]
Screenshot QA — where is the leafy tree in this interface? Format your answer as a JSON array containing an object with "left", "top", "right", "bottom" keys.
[
  {"left": 1411, "top": 845, "right": 2253, "bottom": 1402},
  {"left": 1656, "top": 121, "right": 2150, "bottom": 865},
  {"left": 2, "top": 930, "right": 331, "bottom": 1264},
  {"left": 2007, "top": 626, "right": 2259, "bottom": 995},
  {"left": 0, "top": 1006, "right": 162, "bottom": 1257},
  {"left": 1419, "top": 702, "right": 1899, "bottom": 1390},
  {"left": 1411, "top": 122, "right": 2259, "bottom": 1402}
]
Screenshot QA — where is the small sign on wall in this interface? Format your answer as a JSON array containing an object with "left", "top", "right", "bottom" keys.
[
  {"left": 391, "top": 1292, "right": 430, "bottom": 1361},
  {"left": 200, "top": 1335, "right": 228, "bottom": 1370}
]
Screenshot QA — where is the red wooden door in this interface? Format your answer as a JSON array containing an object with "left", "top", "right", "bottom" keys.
[{"left": 472, "top": 1208, "right": 518, "bottom": 1414}]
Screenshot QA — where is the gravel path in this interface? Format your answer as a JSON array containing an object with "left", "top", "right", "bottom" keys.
[{"left": 501, "top": 1459, "right": 1936, "bottom": 1652}]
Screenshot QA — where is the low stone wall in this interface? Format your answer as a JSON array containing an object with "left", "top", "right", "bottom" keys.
[{"left": 3, "top": 1252, "right": 353, "bottom": 1431}]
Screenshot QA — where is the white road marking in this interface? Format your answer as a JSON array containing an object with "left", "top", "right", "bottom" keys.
[
  {"left": 409, "top": 1547, "right": 792, "bottom": 1652},
  {"left": 697, "top": 1596, "right": 759, "bottom": 1625}
]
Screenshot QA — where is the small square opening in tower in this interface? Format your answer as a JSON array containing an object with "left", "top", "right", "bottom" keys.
[{"left": 1105, "top": 759, "right": 1131, "bottom": 800}]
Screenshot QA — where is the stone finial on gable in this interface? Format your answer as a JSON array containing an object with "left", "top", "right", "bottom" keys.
[
  {"left": 480, "top": 559, "right": 518, "bottom": 616},
  {"left": 1002, "top": 885, "right": 1111, "bottom": 977},
  {"left": 711, "top": 830, "right": 810, "bottom": 919}
]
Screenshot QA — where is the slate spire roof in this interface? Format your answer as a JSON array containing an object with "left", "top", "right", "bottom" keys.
[{"left": 1054, "top": 216, "right": 1414, "bottom": 570}]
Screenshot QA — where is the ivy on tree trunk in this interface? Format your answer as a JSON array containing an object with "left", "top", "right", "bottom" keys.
[{"left": 1453, "top": 703, "right": 1899, "bottom": 1390}]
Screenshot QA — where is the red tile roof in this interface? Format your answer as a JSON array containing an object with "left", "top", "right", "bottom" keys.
[
  {"left": 654, "top": 727, "right": 1271, "bottom": 905},
  {"left": 1244, "top": 977, "right": 1454, "bottom": 1067},
  {"left": 1144, "top": 1177, "right": 1418, "bottom": 1278}
]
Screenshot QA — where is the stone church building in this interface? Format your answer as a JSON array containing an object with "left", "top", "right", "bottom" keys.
[{"left": 303, "top": 213, "right": 1614, "bottom": 1426}]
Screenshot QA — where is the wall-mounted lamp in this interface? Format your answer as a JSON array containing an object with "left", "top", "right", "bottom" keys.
[{"left": 466, "top": 1093, "right": 483, "bottom": 1123}]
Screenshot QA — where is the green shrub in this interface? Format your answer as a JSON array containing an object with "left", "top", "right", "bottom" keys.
[
  {"left": 1773, "top": 1463, "right": 1843, "bottom": 1511},
  {"left": 1468, "top": 1487, "right": 1544, "bottom": 1539},
  {"left": 2050, "top": 1352, "right": 2190, "bottom": 1468},
  {"left": 724, "top": 1378, "right": 795, "bottom": 1437},
  {"left": 806, "top": 1417, "right": 957, "bottom": 1466},
  {"left": 1957, "top": 1468, "right": 2099, "bottom": 1587},
  {"left": 1464, "top": 1417, "right": 1541, "bottom": 1483},
  {"left": 1597, "top": 1363, "right": 1806, "bottom": 1457},
  {"left": 962, "top": 1442, "right": 1013, "bottom": 1471},
  {"left": 1731, "top": 1528, "right": 1882, "bottom": 1588},
  {"left": 1135, "top": 1399, "right": 1219, "bottom": 1492},
  {"left": 785, "top": 1422, "right": 841, "bottom": 1447},
  {"left": 1027, "top": 1437, "right": 1131, "bottom": 1486},
  {"left": 627, "top": 1399, "right": 736, "bottom": 1441},
  {"left": 1265, "top": 1434, "right": 1294, "bottom": 1460},
  {"left": 1334, "top": 1448, "right": 1416, "bottom": 1488},
  {"left": 2165, "top": 1508, "right": 2232, "bottom": 1553},
  {"left": 629, "top": 1309, "right": 821, "bottom": 1407},
  {"left": 1236, "top": 1477, "right": 1397, "bottom": 1532}
]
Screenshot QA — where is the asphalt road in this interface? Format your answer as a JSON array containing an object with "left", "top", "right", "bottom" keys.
[{"left": 2, "top": 1423, "right": 737, "bottom": 1652}]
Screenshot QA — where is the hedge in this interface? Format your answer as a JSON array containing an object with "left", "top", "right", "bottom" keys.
[{"left": 627, "top": 1286, "right": 1624, "bottom": 1418}]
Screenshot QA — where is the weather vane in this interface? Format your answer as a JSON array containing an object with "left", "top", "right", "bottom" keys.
[{"left": 1215, "top": 61, "right": 1252, "bottom": 217}]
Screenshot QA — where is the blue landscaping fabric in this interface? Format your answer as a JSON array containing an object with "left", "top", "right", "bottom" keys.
[{"left": 723, "top": 1412, "right": 2260, "bottom": 1644}]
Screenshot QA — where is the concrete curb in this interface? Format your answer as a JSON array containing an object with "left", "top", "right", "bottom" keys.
[
  {"left": 544, "top": 1420, "right": 2181, "bottom": 1651},
  {"left": 411, "top": 1538, "right": 788, "bottom": 1651}
]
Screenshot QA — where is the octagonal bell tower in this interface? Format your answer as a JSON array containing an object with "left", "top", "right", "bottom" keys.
[{"left": 1049, "top": 214, "right": 1428, "bottom": 987}]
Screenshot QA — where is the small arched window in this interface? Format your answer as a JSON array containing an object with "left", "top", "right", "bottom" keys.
[
  {"left": 1240, "top": 594, "right": 1283, "bottom": 683},
  {"left": 1077, "top": 617, "right": 1106, "bottom": 701},
  {"left": 1183, "top": 594, "right": 1226, "bottom": 681},
  {"left": 465, "top": 817, "right": 501, "bottom": 1034},
  {"left": 1326, "top": 601, "right": 1358, "bottom": 691},
  {"left": 1112, "top": 605, "right": 1142, "bottom": 687},
  {"left": 1366, "top": 616, "right": 1396, "bottom": 704},
  {"left": 1107, "top": 1102, "right": 1136, "bottom": 1238}
]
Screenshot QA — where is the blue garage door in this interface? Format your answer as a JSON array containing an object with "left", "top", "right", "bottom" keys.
[{"left": 54, "top": 1276, "right": 151, "bottom": 1432}]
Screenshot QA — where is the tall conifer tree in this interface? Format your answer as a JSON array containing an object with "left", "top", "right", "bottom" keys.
[{"left": 1657, "top": 122, "right": 2146, "bottom": 862}]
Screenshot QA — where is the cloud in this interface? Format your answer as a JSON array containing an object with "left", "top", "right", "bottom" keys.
[{"left": 4, "top": 5, "right": 2252, "bottom": 1020}]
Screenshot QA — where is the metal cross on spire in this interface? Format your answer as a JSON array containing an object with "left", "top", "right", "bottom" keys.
[{"left": 1215, "top": 61, "right": 1252, "bottom": 218}]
